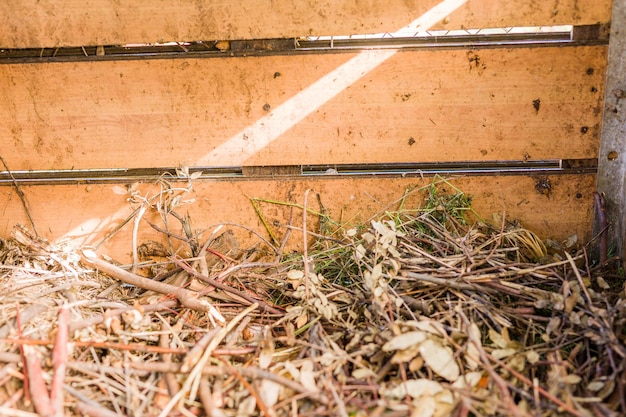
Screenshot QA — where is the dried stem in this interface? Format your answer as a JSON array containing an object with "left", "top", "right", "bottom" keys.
[
  {"left": 82, "top": 250, "right": 225, "bottom": 323},
  {"left": 0, "top": 155, "right": 38, "bottom": 236},
  {"left": 50, "top": 306, "right": 69, "bottom": 417},
  {"left": 171, "top": 256, "right": 283, "bottom": 315}
]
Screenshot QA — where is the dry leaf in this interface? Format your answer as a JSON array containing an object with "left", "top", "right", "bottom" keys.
[
  {"left": 392, "top": 344, "right": 422, "bottom": 363},
  {"left": 287, "top": 269, "right": 304, "bottom": 288},
  {"left": 596, "top": 276, "right": 610, "bottom": 289},
  {"left": 563, "top": 234, "right": 578, "bottom": 248},
  {"left": 491, "top": 348, "right": 517, "bottom": 359},
  {"left": 488, "top": 329, "right": 509, "bottom": 349},
  {"left": 238, "top": 396, "right": 256, "bottom": 416},
  {"left": 352, "top": 367, "right": 377, "bottom": 380},
  {"left": 412, "top": 395, "right": 436, "bottom": 417},
  {"left": 299, "top": 361, "right": 319, "bottom": 393},
  {"left": 587, "top": 380, "right": 605, "bottom": 392},
  {"left": 546, "top": 316, "right": 561, "bottom": 338},
  {"left": 382, "top": 379, "right": 443, "bottom": 399},
  {"left": 259, "top": 341, "right": 274, "bottom": 369},
  {"left": 295, "top": 312, "right": 308, "bottom": 329},
  {"left": 419, "top": 338, "right": 460, "bottom": 382},
  {"left": 383, "top": 331, "right": 427, "bottom": 351},
  {"left": 409, "top": 356, "right": 425, "bottom": 372},
  {"left": 259, "top": 379, "right": 282, "bottom": 408},
  {"left": 526, "top": 350, "right": 540, "bottom": 364},
  {"left": 561, "top": 374, "right": 582, "bottom": 385},
  {"left": 413, "top": 319, "right": 447, "bottom": 337},
  {"left": 452, "top": 372, "right": 483, "bottom": 389}
]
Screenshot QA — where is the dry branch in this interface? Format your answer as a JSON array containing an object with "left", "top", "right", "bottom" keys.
[
  {"left": 81, "top": 249, "right": 225, "bottom": 324},
  {"left": 171, "top": 256, "right": 283, "bottom": 315}
]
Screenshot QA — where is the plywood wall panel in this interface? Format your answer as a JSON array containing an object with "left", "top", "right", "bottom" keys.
[
  {"left": 0, "top": 45, "right": 606, "bottom": 170},
  {"left": 0, "top": 1, "right": 612, "bottom": 49},
  {"left": 0, "top": 174, "right": 595, "bottom": 262}
]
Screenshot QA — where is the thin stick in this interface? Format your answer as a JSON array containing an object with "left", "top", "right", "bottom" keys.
[
  {"left": 74, "top": 401, "right": 124, "bottom": 417},
  {"left": 399, "top": 271, "right": 491, "bottom": 292},
  {"left": 171, "top": 257, "right": 283, "bottom": 315},
  {"left": 206, "top": 222, "right": 278, "bottom": 255},
  {"left": 250, "top": 197, "right": 280, "bottom": 246},
  {"left": 457, "top": 309, "right": 524, "bottom": 417},
  {"left": 64, "top": 384, "right": 127, "bottom": 417},
  {"left": 14, "top": 304, "right": 31, "bottom": 407},
  {"left": 275, "top": 223, "right": 347, "bottom": 245},
  {"left": 0, "top": 155, "right": 38, "bottom": 236},
  {"left": 303, "top": 189, "right": 311, "bottom": 299},
  {"left": 82, "top": 250, "right": 225, "bottom": 323},
  {"left": 157, "top": 303, "right": 259, "bottom": 417},
  {"left": 565, "top": 252, "right": 593, "bottom": 305},
  {"left": 593, "top": 192, "right": 608, "bottom": 264},
  {"left": 50, "top": 306, "right": 69, "bottom": 417},
  {"left": 218, "top": 358, "right": 272, "bottom": 417},
  {"left": 83, "top": 361, "right": 328, "bottom": 404},
  {"left": 486, "top": 351, "right": 587, "bottom": 417},
  {"left": 2, "top": 338, "right": 255, "bottom": 358},
  {"left": 22, "top": 345, "right": 53, "bottom": 417},
  {"left": 131, "top": 205, "right": 147, "bottom": 274},
  {"left": 181, "top": 328, "right": 220, "bottom": 373},
  {"left": 95, "top": 205, "right": 143, "bottom": 250},
  {"left": 0, "top": 406, "right": 40, "bottom": 417},
  {"left": 69, "top": 299, "right": 178, "bottom": 332},
  {"left": 158, "top": 321, "right": 180, "bottom": 398},
  {"left": 275, "top": 207, "right": 294, "bottom": 263},
  {"left": 198, "top": 377, "right": 221, "bottom": 417}
]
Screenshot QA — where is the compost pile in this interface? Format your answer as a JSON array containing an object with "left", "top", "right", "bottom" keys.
[{"left": 0, "top": 180, "right": 624, "bottom": 417}]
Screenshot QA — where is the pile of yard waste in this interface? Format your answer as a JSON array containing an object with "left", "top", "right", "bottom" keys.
[{"left": 0, "top": 178, "right": 624, "bottom": 417}]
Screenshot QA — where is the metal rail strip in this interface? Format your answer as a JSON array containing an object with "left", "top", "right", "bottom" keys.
[
  {"left": 0, "top": 159, "right": 598, "bottom": 185},
  {"left": 0, "top": 25, "right": 607, "bottom": 64}
]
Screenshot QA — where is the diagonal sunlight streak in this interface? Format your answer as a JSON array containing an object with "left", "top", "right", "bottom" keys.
[
  {"left": 197, "top": 0, "right": 467, "bottom": 166},
  {"left": 60, "top": 0, "right": 466, "bottom": 245}
]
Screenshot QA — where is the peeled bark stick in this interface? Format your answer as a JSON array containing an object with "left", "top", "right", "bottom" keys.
[
  {"left": 82, "top": 250, "right": 225, "bottom": 325},
  {"left": 22, "top": 345, "right": 54, "bottom": 417},
  {"left": 50, "top": 306, "right": 69, "bottom": 417}
]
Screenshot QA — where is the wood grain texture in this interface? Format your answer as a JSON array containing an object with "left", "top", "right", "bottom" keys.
[
  {"left": 0, "top": 175, "right": 595, "bottom": 262},
  {"left": 0, "top": 46, "right": 606, "bottom": 170},
  {"left": 0, "top": 0, "right": 612, "bottom": 49}
]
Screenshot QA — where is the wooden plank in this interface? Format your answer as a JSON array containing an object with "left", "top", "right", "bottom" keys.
[
  {"left": 0, "top": 0, "right": 612, "bottom": 49},
  {"left": 440, "top": 1, "right": 612, "bottom": 32},
  {"left": 595, "top": 0, "right": 626, "bottom": 265},
  {"left": 0, "top": 45, "right": 606, "bottom": 170},
  {"left": 0, "top": 174, "right": 595, "bottom": 262}
]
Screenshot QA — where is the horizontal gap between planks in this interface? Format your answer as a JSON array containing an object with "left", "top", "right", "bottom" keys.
[
  {"left": 0, "top": 24, "right": 607, "bottom": 64},
  {"left": 0, "top": 159, "right": 598, "bottom": 185}
]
